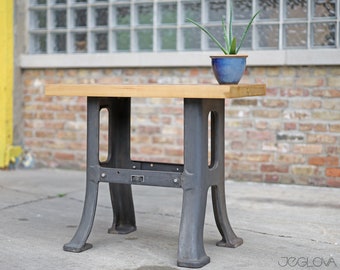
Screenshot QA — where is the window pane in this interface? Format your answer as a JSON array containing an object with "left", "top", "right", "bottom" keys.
[
  {"left": 53, "top": 9, "right": 67, "bottom": 28},
  {"left": 31, "top": 34, "right": 47, "bottom": 53},
  {"left": 31, "top": 10, "right": 47, "bottom": 29},
  {"left": 159, "top": 29, "right": 177, "bottom": 50},
  {"left": 53, "top": 33, "right": 67, "bottom": 52},
  {"left": 95, "top": 32, "right": 108, "bottom": 51},
  {"left": 258, "top": 0, "right": 279, "bottom": 20},
  {"left": 207, "top": 26, "right": 224, "bottom": 49},
  {"left": 285, "top": 0, "right": 307, "bottom": 19},
  {"left": 159, "top": 3, "right": 177, "bottom": 24},
  {"left": 73, "top": 33, "right": 87, "bottom": 52},
  {"left": 257, "top": 24, "right": 279, "bottom": 49},
  {"left": 115, "top": 6, "right": 130, "bottom": 25},
  {"left": 74, "top": 8, "right": 87, "bottom": 27},
  {"left": 312, "top": 22, "right": 336, "bottom": 47},
  {"left": 136, "top": 29, "right": 153, "bottom": 50},
  {"left": 75, "top": 0, "right": 87, "bottom": 3},
  {"left": 233, "top": 0, "right": 252, "bottom": 20},
  {"left": 32, "top": 0, "right": 47, "bottom": 5},
  {"left": 233, "top": 25, "right": 252, "bottom": 49},
  {"left": 183, "top": 1, "right": 201, "bottom": 22},
  {"left": 55, "top": 0, "right": 66, "bottom": 4},
  {"left": 95, "top": 8, "right": 108, "bottom": 26},
  {"left": 182, "top": 28, "right": 201, "bottom": 49},
  {"left": 137, "top": 4, "right": 153, "bottom": 25},
  {"left": 313, "top": 0, "right": 336, "bottom": 18},
  {"left": 115, "top": 30, "right": 130, "bottom": 51},
  {"left": 208, "top": 0, "right": 226, "bottom": 22},
  {"left": 284, "top": 23, "right": 307, "bottom": 48}
]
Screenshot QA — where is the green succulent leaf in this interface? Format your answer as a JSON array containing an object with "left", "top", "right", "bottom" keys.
[{"left": 230, "top": 37, "right": 237, "bottom": 54}]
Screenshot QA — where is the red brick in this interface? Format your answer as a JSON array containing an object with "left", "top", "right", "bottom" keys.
[
  {"left": 308, "top": 156, "right": 339, "bottom": 166},
  {"left": 326, "top": 168, "right": 340, "bottom": 177},
  {"left": 54, "top": 152, "right": 75, "bottom": 161},
  {"left": 326, "top": 179, "right": 340, "bottom": 188},
  {"left": 261, "top": 164, "right": 289, "bottom": 173}
]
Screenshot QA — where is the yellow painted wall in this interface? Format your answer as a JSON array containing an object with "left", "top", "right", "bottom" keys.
[{"left": 0, "top": 0, "right": 21, "bottom": 168}]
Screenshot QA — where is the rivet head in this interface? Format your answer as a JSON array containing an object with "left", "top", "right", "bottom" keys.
[
  {"left": 101, "top": 173, "right": 107, "bottom": 178},
  {"left": 173, "top": 178, "right": 179, "bottom": 183}
]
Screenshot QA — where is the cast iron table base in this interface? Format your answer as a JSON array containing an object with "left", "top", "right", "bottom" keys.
[{"left": 63, "top": 97, "right": 243, "bottom": 268}]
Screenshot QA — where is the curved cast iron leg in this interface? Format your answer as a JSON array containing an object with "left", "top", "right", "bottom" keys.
[
  {"left": 211, "top": 183, "right": 243, "bottom": 248},
  {"left": 108, "top": 183, "right": 136, "bottom": 234},
  {"left": 177, "top": 185, "right": 210, "bottom": 268},
  {"left": 63, "top": 179, "right": 99, "bottom": 252}
]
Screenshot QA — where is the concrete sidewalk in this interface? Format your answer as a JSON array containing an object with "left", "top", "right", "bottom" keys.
[{"left": 0, "top": 169, "right": 339, "bottom": 270}]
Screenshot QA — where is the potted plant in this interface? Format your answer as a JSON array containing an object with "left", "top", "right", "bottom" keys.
[{"left": 187, "top": 6, "right": 260, "bottom": 84}]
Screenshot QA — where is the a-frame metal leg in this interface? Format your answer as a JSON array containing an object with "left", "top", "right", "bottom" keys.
[
  {"left": 63, "top": 97, "right": 101, "bottom": 252},
  {"left": 177, "top": 99, "right": 211, "bottom": 268}
]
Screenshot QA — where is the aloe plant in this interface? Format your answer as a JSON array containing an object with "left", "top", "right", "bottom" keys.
[{"left": 187, "top": 7, "right": 260, "bottom": 55}]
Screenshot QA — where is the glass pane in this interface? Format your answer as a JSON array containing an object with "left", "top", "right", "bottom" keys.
[
  {"left": 160, "top": 3, "right": 177, "bottom": 24},
  {"left": 256, "top": 24, "right": 279, "bottom": 48},
  {"left": 312, "top": 22, "right": 336, "bottom": 47},
  {"left": 258, "top": 0, "right": 279, "bottom": 20},
  {"left": 32, "top": 34, "right": 47, "bottom": 53},
  {"left": 95, "top": 33, "right": 108, "bottom": 51},
  {"left": 53, "top": 9, "right": 67, "bottom": 28},
  {"left": 115, "top": 30, "right": 130, "bottom": 51},
  {"left": 32, "top": 0, "right": 47, "bottom": 5},
  {"left": 207, "top": 26, "right": 224, "bottom": 49},
  {"left": 159, "top": 29, "right": 177, "bottom": 50},
  {"left": 136, "top": 29, "right": 153, "bottom": 50},
  {"left": 313, "top": 0, "right": 336, "bottom": 18},
  {"left": 208, "top": 0, "right": 226, "bottom": 22},
  {"left": 53, "top": 33, "right": 67, "bottom": 52},
  {"left": 95, "top": 0, "right": 108, "bottom": 2},
  {"left": 183, "top": 1, "right": 201, "bottom": 22},
  {"left": 74, "top": 8, "right": 87, "bottom": 27},
  {"left": 285, "top": 0, "right": 307, "bottom": 19},
  {"left": 233, "top": 25, "right": 252, "bottom": 49},
  {"left": 232, "top": 0, "right": 252, "bottom": 20},
  {"left": 115, "top": 6, "right": 130, "bottom": 25},
  {"left": 284, "top": 23, "right": 307, "bottom": 48},
  {"left": 183, "top": 28, "right": 201, "bottom": 49},
  {"left": 55, "top": 0, "right": 66, "bottom": 4},
  {"left": 95, "top": 8, "right": 108, "bottom": 26},
  {"left": 75, "top": 0, "right": 87, "bottom": 3},
  {"left": 31, "top": 10, "right": 47, "bottom": 29},
  {"left": 73, "top": 33, "right": 87, "bottom": 52},
  {"left": 137, "top": 4, "right": 153, "bottom": 25}
]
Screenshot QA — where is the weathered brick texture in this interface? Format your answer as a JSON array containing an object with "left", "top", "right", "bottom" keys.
[{"left": 22, "top": 66, "right": 340, "bottom": 187}]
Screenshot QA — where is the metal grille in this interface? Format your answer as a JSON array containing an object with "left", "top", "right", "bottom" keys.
[{"left": 28, "top": 0, "right": 339, "bottom": 54}]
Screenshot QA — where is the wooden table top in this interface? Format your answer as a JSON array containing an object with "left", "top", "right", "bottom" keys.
[{"left": 45, "top": 84, "right": 266, "bottom": 99}]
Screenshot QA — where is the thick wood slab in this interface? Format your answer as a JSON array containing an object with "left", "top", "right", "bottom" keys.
[{"left": 45, "top": 84, "right": 266, "bottom": 99}]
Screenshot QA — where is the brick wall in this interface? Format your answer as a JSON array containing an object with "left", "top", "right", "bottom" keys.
[{"left": 22, "top": 66, "right": 340, "bottom": 187}]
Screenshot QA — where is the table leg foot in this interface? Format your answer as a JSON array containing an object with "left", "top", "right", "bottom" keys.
[
  {"left": 63, "top": 242, "right": 93, "bottom": 253},
  {"left": 108, "top": 225, "right": 136, "bottom": 234},
  {"left": 211, "top": 184, "right": 243, "bottom": 249},
  {"left": 177, "top": 255, "right": 210, "bottom": 268}
]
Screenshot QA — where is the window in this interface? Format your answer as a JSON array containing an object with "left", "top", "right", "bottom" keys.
[{"left": 24, "top": 0, "right": 340, "bottom": 66}]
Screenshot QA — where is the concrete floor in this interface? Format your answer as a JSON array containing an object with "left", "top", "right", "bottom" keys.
[{"left": 0, "top": 169, "right": 339, "bottom": 270}]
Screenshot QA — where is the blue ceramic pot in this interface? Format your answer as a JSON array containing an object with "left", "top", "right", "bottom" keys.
[{"left": 210, "top": 55, "right": 248, "bottom": 84}]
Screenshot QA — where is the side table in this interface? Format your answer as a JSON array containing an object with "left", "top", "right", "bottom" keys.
[{"left": 46, "top": 84, "right": 266, "bottom": 268}]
